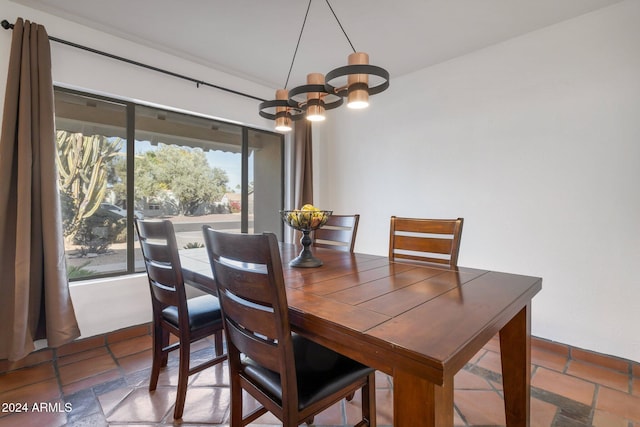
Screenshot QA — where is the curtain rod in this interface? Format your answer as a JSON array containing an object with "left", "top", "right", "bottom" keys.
[{"left": 1, "top": 19, "right": 266, "bottom": 103}]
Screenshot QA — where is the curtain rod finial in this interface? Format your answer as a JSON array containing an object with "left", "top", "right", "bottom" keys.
[{"left": 1, "top": 19, "right": 14, "bottom": 30}]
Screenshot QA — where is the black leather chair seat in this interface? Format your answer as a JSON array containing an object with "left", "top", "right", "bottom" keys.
[
  {"left": 162, "top": 295, "right": 223, "bottom": 331},
  {"left": 243, "top": 334, "right": 374, "bottom": 410}
]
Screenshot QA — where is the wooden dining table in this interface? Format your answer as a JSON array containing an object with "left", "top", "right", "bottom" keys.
[{"left": 180, "top": 243, "right": 542, "bottom": 427}]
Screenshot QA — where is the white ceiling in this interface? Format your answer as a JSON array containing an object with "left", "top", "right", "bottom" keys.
[{"left": 10, "top": 0, "right": 624, "bottom": 89}]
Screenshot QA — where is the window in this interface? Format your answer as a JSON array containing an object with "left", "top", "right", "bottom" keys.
[{"left": 55, "top": 88, "right": 284, "bottom": 280}]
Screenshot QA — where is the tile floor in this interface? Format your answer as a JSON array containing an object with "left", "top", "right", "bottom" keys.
[{"left": 0, "top": 325, "right": 638, "bottom": 427}]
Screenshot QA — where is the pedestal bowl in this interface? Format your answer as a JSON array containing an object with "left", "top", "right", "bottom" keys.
[{"left": 280, "top": 209, "right": 332, "bottom": 267}]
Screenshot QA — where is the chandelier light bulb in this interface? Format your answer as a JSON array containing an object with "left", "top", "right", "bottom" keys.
[
  {"left": 306, "top": 110, "right": 326, "bottom": 121},
  {"left": 347, "top": 99, "right": 369, "bottom": 110},
  {"left": 306, "top": 73, "right": 326, "bottom": 121},
  {"left": 275, "top": 120, "right": 292, "bottom": 131},
  {"left": 347, "top": 52, "right": 370, "bottom": 109},
  {"left": 274, "top": 89, "right": 292, "bottom": 131}
]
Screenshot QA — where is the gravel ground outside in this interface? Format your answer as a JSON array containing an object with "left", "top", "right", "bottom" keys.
[{"left": 66, "top": 213, "right": 245, "bottom": 274}]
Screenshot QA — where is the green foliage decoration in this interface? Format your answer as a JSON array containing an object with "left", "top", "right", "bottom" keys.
[
  {"left": 67, "top": 261, "right": 97, "bottom": 280},
  {"left": 56, "top": 131, "right": 124, "bottom": 240},
  {"left": 183, "top": 242, "right": 205, "bottom": 249}
]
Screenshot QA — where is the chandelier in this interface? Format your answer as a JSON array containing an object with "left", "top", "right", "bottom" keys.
[{"left": 258, "top": 0, "right": 390, "bottom": 132}]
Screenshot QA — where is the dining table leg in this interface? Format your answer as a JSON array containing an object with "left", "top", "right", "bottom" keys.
[
  {"left": 393, "top": 369, "right": 454, "bottom": 426},
  {"left": 499, "top": 304, "right": 532, "bottom": 427}
]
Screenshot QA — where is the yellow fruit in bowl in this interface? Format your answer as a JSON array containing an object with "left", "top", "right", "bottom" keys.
[
  {"left": 282, "top": 207, "right": 329, "bottom": 230},
  {"left": 287, "top": 212, "right": 299, "bottom": 227},
  {"left": 300, "top": 211, "right": 312, "bottom": 225}
]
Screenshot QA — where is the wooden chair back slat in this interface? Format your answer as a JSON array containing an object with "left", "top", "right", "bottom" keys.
[
  {"left": 213, "top": 263, "right": 278, "bottom": 339},
  {"left": 136, "top": 220, "right": 186, "bottom": 307},
  {"left": 138, "top": 239, "right": 173, "bottom": 264},
  {"left": 393, "top": 217, "right": 460, "bottom": 234},
  {"left": 313, "top": 214, "right": 360, "bottom": 253},
  {"left": 393, "top": 235, "right": 453, "bottom": 255},
  {"left": 224, "top": 315, "right": 281, "bottom": 372},
  {"left": 389, "top": 216, "right": 464, "bottom": 267},
  {"left": 146, "top": 272, "right": 180, "bottom": 307}
]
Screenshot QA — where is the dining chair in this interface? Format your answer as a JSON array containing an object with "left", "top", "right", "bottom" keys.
[
  {"left": 312, "top": 213, "right": 360, "bottom": 252},
  {"left": 202, "top": 226, "right": 376, "bottom": 427},
  {"left": 389, "top": 216, "right": 464, "bottom": 267},
  {"left": 135, "top": 219, "right": 226, "bottom": 419}
]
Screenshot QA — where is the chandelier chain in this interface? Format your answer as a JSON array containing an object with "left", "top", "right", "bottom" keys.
[
  {"left": 325, "top": 0, "right": 356, "bottom": 53},
  {"left": 285, "top": 0, "right": 312, "bottom": 89},
  {"left": 285, "top": 0, "right": 358, "bottom": 89}
]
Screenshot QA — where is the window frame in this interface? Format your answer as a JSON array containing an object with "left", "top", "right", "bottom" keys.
[{"left": 55, "top": 86, "right": 285, "bottom": 281}]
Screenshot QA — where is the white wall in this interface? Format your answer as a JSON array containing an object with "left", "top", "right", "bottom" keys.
[
  {"left": 317, "top": 0, "right": 640, "bottom": 362},
  {"left": 0, "top": 0, "right": 275, "bottom": 339},
  {"left": 2, "top": 0, "right": 638, "bottom": 361}
]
